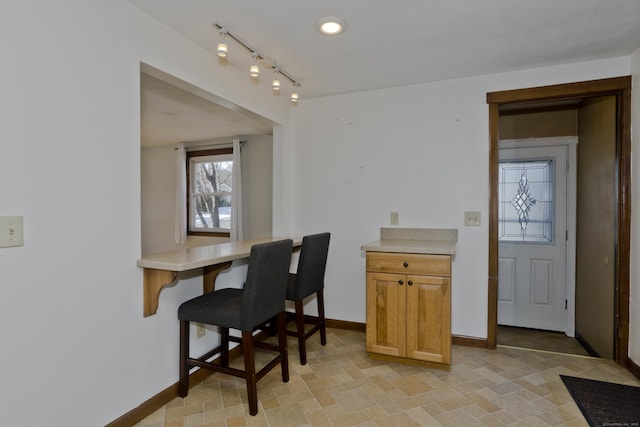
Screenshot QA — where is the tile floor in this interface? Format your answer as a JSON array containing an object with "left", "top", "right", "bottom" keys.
[
  {"left": 136, "top": 328, "right": 639, "bottom": 426},
  {"left": 497, "top": 326, "right": 590, "bottom": 357}
]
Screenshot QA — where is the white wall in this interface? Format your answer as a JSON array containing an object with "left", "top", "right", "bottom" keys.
[
  {"left": 240, "top": 135, "right": 274, "bottom": 240},
  {"left": 290, "top": 57, "right": 632, "bottom": 340},
  {"left": 0, "top": 1, "right": 290, "bottom": 426},
  {"left": 630, "top": 46, "right": 640, "bottom": 364},
  {"left": 141, "top": 146, "right": 181, "bottom": 254}
]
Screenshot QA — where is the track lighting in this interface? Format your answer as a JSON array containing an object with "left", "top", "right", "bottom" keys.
[
  {"left": 214, "top": 24, "right": 300, "bottom": 102},
  {"left": 216, "top": 31, "right": 228, "bottom": 58},
  {"left": 272, "top": 70, "right": 281, "bottom": 92},
  {"left": 250, "top": 53, "right": 259, "bottom": 78}
]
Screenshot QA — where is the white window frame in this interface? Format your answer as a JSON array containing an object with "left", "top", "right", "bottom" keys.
[{"left": 186, "top": 148, "right": 233, "bottom": 236}]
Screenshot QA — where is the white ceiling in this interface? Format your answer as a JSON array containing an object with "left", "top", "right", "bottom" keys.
[
  {"left": 133, "top": 0, "right": 640, "bottom": 147},
  {"left": 140, "top": 72, "right": 273, "bottom": 147}
]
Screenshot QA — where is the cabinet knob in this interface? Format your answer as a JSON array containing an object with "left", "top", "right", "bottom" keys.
[
  {"left": 403, "top": 262, "right": 409, "bottom": 267},
  {"left": 398, "top": 280, "right": 404, "bottom": 285},
  {"left": 408, "top": 280, "right": 413, "bottom": 286}
]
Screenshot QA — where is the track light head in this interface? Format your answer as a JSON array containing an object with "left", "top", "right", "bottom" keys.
[
  {"left": 272, "top": 69, "right": 281, "bottom": 92},
  {"left": 217, "top": 31, "right": 228, "bottom": 58},
  {"left": 250, "top": 53, "right": 259, "bottom": 78}
]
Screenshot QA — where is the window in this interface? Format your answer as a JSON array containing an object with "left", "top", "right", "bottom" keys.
[
  {"left": 498, "top": 160, "right": 553, "bottom": 243},
  {"left": 187, "top": 148, "right": 233, "bottom": 236}
]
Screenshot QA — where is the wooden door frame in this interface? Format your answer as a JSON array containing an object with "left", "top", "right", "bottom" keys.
[{"left": 486, "top": 76, "right": 631, "bottom": 366}]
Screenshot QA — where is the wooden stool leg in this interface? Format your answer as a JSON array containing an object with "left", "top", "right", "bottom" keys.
[
  {"left": 294, "top": 300, "right": 307, "bottom": 365},
  {"left": 221, "top": 327, "right": 229, "bottom": 366},
  {"left": 317, "top": 289, "right": 327, "bottom": 346},
  {"left": 277, "top": 311, "right": 289, "bottom": 382},
  {"left": 241, "top": 330, "right": 258, "bottom": 416},
  {"left": 178, "top": 320, "right": 189, "bottom": 397}
]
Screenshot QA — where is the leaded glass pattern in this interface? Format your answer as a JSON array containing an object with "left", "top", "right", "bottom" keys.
[
  {"left": 511, "top": 172, "right": 537, "bottom": 233},
  {"left": 499, "top": 160, "right": 553, "bottom": 243}
]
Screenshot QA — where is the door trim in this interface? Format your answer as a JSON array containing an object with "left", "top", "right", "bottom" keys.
[{"left": 486, "top": 76, "right": 631, "bottom": 366}]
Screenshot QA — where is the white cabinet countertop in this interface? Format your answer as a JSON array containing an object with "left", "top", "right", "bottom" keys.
[{"left": 361, "top": 228, "right": 457, "bottom": 255}]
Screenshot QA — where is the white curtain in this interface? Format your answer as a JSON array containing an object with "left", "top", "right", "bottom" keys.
[
  {"left": 230, "top": 138, "right": 243, "bottom": 241},
  {"left": 174, "top": 144, "right": 187, "bottom": 245}
]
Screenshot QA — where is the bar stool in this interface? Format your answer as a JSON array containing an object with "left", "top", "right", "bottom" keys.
[
  {"left": 285, "top": 232, "right": 331, "bottom": 365},
  {"left": 178, "top": 239, "right": 293, "bottom": 416}
]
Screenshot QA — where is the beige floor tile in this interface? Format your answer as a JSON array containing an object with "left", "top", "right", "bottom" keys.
[
  {"left": 478, "top": 413, "right": 508, "bottom": 426},
  {"left": 139, "top": 407, "right": 165, "bottom": 425},
  {"left": 304, "top": 408, "right": 333, "bottom": 426},
  {"left": 264, "top": 403, "right": 310, "bottom": 426},
  {"left": 136, "top": 328, "right": 639, "bottom": 427},
  {"left": 329, "top": 409, "right": 370, "bottom": 427}
]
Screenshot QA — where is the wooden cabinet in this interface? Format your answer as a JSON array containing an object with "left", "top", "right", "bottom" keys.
[{"left": 366, "top": 251, "right": 451, "bottom": 365}]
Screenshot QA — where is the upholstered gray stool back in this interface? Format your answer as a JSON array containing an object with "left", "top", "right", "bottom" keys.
[
  {"left": 240, "top": 239, "right": 293, "bottom": 329},
  {"left": 287, "top": 233, "right": 330, "bottom": 301},
  {"left": 178, "top": 239, "right": 293, "bottom": 331}
]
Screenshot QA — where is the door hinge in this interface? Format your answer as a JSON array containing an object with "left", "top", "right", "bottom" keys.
[
  {"left": 567, "top": 160, "right": 570, "bottom": 171},
  {"left": 566, "top": 230, "right": 568, "bottom": 241},
  {"left": 565, "top": 299, "right": 568, "bottom": 310}
]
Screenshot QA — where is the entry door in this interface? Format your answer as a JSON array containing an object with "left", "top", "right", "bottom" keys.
[{"left": 498, "top": 145, "right": 567, "bottom": 332}]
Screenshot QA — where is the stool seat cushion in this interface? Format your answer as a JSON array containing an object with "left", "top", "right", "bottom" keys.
[{"left": 178, "top": 288, "right": 244, "bottom": 330}]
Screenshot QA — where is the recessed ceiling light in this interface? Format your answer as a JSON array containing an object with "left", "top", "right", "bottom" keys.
[{"left": 317, "top": 17, "right": 346, "bottom": 35}]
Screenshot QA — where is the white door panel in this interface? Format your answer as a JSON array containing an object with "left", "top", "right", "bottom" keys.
[
  {"left": 498, "top": 144, "right": 568, "bottom": 332},
  {"left": 498, "top": 257, "right": 515, "bottom": 302}
]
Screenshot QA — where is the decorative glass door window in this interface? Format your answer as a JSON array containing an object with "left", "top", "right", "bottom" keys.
[{"left": 498, "top": 160, "right": 553, "bottom": 243}]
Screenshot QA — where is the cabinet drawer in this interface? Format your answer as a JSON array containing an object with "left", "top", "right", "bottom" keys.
[{"left": 367, "top": 252, "right": 450, "bottom": 276}]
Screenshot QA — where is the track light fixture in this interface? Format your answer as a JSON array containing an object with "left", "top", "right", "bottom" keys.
[
  {"left": 272, "top": 69, "right": 281, "bottom": 92},
  {"left": 249, "top": 53, "right": 259, "bottom": 78},
  {"left": 214, "top": 24, "right": 301, "bottom": 101},
  {"left": 216, "top": 31, "right": 228, "bottom": 58}
]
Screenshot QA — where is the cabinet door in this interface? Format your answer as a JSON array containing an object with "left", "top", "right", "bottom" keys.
[
  {"left": 406, "top": 275, "right": 451, "bottom": 364},
  {"left": 366, "top": 272, "right": 406, "bottom": 357}
]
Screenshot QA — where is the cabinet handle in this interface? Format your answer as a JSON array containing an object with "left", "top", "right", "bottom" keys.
[
  {"left": 408, "top": 280, "right": 413, "bottom": 286},
  {"left": 398, "top": 280, "right": 404, "bottom": 285},
  {"left": 403, "top": 262, "right": 409, "bottom": 268}
]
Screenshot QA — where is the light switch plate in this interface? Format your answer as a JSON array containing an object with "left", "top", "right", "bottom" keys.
[
  {"left": 464, "top": 211, "right": 481, "bottom": 226},
  {"left": 390, "top": 212, "right": 399, "bottom": 225},
  {"left": 0, "top": 216, "right": 24, "bottom": 247}
]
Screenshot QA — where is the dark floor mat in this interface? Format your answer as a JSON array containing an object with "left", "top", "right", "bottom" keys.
[{"left": 560, "top": 375, "right": 640, "bottom": 427}]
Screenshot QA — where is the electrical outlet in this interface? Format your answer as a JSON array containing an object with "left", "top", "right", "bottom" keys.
[
  {"left": 390, "top": 212, "right": 399, "bottom": 225},
  {"left": 464, "top": 211, "right": 481, "bottom": 226},
  {"left": 196, "top": 323, "right": 206, "bottom": 338}
]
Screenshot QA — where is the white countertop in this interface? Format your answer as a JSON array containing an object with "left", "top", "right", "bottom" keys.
[
  {"left": 137, "top": 237, "right": 302, "bottom": 271},
  {"left": 361, "top": 228, "right": 457, "bottom": 255}
]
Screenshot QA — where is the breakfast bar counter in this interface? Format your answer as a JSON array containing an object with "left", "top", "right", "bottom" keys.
[{"left": 137, "top": 237, "right": 301, "bottom": 317}]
